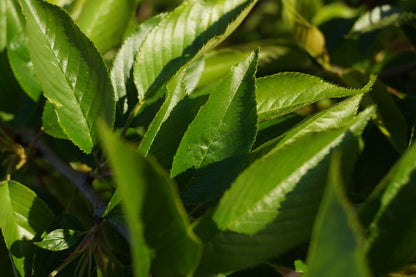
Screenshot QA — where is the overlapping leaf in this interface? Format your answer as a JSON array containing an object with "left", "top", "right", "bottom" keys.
[
  {"left": 252, "top": 95, "right": 363, "bottom": 160},
  {"left": 100, "top": 124, "right": 201, "bottom": 277},
  {"left": 111, "top": 15, "right": 165, "bottom": 116},
  {"left": 256, "top": 73, "right": 376, "bottom": 122},
  {"left": 171, "top": 51, "right": 258, "bottom": 205},
  {"left": 133, "top": 0, "right": 258, "bottom": 101},
  {"left": 305, "top": 150, "right": 370, "bottom": 277},
  {"left": 6, "top": 0, "right": 42, "bottom": 101},
  {"left": 0, "top": 180, "right": 55, "bottom": 275},
  {"left": 360, "top": 142, "right": 416, "bottom": 276},
  {"left": 195, "top": 108, "right": 373, "bottom": 276},
  {"left": 213, "top": 107, "right": 374, "bottom": 235},
  {"left": 19, "top": 0, "right": 115, "bottom": 153},
  {"left": 76, "top": 0, "right": 141, "bottom": 53},
  {"left": 139, "top": 56, "right": 205, "bottom": 169}
]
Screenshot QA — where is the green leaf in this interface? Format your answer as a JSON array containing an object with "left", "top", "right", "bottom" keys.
[
  {"left": 42, "top": 101, "right": 67, "bottom": 139},
  {"left": 0, "top": 0, "right": 6, "bottom": 51},
  {"left": 0, "top": 180, "right": 55, "bottom": 275},
  {"left": 19, "top": 0, "right": 115, "bottom": 153},
  {"left": 349, "top": 5, "right": 416, "bottom": 37},
  {"left": 213, "top": 107, "right": 374, "bottom": 235},
  {"left": 75, "top": 0, "right": 141, "bottom": 53},
  {"left": 253, "top": 95, "right": 363, "bottom": 160},
  {"left": 6, "top": 0, "right": 42, "bottom": 101},
  {"left": 103, "top": 189, "right": 124, "bottom": 225},
  {"left": 34, "top": 229, "right": 80, "bottom": 251},
  {"left": 133, "top": 0, "right": 259, "bottom": 101},
  {"left": 256, "top": 73, "right": 376, "bottom": 122},
  {"left": 360, "top": 142, "right": 416, "bottom": 276},
  {"left": 139, "top": 56, "right": 205, "bottom": 169},
  {"left": 342, "top": 71, "right": 408, "bottom": 153},
  {"left": 99, "top": 124, "right": 201, "bottom": 277},
  {"left": 171, "top": 51, "right": 258, "bottom": 205},
  {"left": 111, "top": 15, "right": 165, "bottom": 116},
  {"left": 305, "top": 150, "right": 370, "bottom": 277},
  {"left": 194, "top": 108, "right": 374, "bottom": 276}
]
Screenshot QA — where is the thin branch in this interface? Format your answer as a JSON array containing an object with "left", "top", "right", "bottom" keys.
[{"left": 16, "top": 128, "right": 129, "bottom": 241}]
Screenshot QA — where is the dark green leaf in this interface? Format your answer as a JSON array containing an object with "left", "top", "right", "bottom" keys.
[
  {"left": 171, "top": 51, "right": 259, "bottom": 205},
  {"left": 305, "top": 150, "right": 370, "bottom": 277},
  {"left": 0, "top": 180, "right": 55, "bottom": 275},
  {"left": 0, "top": 0, "right": 5, "bottom": 51},
  {"left": 99, "top": 124, "right": 201, "bottom": 277},
  {"left": 6, "top": 0, "right": 42, "bottom": 101},
  {"left": 34, "top": 229, "right": 80, "bottom": 251},
  {"left": 19, "top": 0, "right": 115, "bottom": 153},
  {"left": 360, "top": 142, "right": 416, "bottom": 276},
  {"left": 133, "top": 0, "right": 259, "bottom": 101}
]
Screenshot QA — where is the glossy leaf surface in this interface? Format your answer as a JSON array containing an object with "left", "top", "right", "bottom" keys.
[
  {"left": 133, "top": 0, "right": 258, "bottom": 101},
  {"left": 214, "top": 107, "right": 374, "bottom": 235},
  {"left": 6, "top": 0, "right": 42, "bottom": 101},
  {"left": 256, "top": 73, "right": 375, "bottom": 121},
  {"left": 100, "top": 124, "right": 201, "bottom": 277},
  {"left": 171, "top": 51, "right": 258, "bottom": 205},
  {"left": 42, "top": 101, "right": 67, "bottom": 139},
  {"left": 19, "top": 0, "right": 115, "bottom": 153},
  {"left": 0, "top": 180, "right": 54, "bottom": 275}
]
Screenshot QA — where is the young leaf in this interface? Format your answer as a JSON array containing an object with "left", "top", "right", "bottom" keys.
[
  {"left": 139, "top": 56, "right": 205, "bottom": 170},
  {"left": 34, "top": 229, "right": 80, "bottom": 251},
  {"left": 111, "top": 14, "right": 165, "bottom": 116},
  {"left": 256, "top": 73, "right": 376, "bottom": 121},
  {"left": 171, "top": 51, "right": 258, "bottom": 205},
  {"left": 75, "top": 0, "right": 141, "bottom": 53},
  {"left": 213, "top": 107, "right": 374, "bottom": 235},
  {"left": 305, "top": 150, "right": 370, "bottom": 277},
  {"left": 133, "top": 0, "right": 259, "bottom": 101},
  {"left": 99, "top": 124, "right": 201, "bottom": 277},
  {"left": 0, "top": 180, "right": 55, "bottom": 275},
  {"left": 360, "top": 142, "right": 416, "bottom": 276},
  {"left": 253, "top": 95, "right": 363, "bottom": 160},
  {"left": 19, "top": 0, "right": 115, "bottom": 153},
  {"left": 6, "top": 0, "right": 42, "bottom": 101},
  {"left": 42, "top": 101, "right": 67, "bottom": 139}
]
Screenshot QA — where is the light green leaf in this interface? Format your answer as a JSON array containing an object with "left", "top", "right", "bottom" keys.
[
  {"left": 103, "top": 189, "right": 124, "bottom": 225},
  {"left": 99, "top": 124, "right": 201, "bottom": 277},
  {"left": 305, "top": 149, "right": 370, "bottom": 277},
  {"left": 139, "top": 56, "right": 205, "bottom": 170},
  {"left": 34, "top": 229, "right": 80, "bottom": 251},
  {"left": 171, "top": 51, "right": 258, "bottom": 205},
  {"left": 360, "top": 142, "right": 416, "bottom": 276},
  {"left": 253, "top": 95, "right": 364, "bottom": 160},
  {"left": 19, "top": 0, "right": 115, "bottom": 153},
  {"left": 256, "top": 73, "right": 376, "bottom": 122},
  {"left": 133, "top": 0, "right": 258, "bottom": 101},
  {"left": 0, "top": 180, "right": 55, "bottom": 275},
  {"left": 6, "top": 0, "right": 42, "bottom": 101},
  {"left": 349, "top": 5, "right": 416, "bottom": 37},
  {"left": 42, "top": 101, "right": 67, "bottom": 139},
  {"left": 213, "top": 107, "right": 374, "bottom": 235},
  {"left": 75, "top": 0, "right": 141, "bottom": 53},
  {"left": 111, "top": 15, "right": 165, "bottom": 116}
]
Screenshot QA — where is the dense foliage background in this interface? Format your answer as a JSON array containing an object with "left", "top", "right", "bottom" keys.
[{"left": 0, "top": 0, "right": 416, "bottom": 276}]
